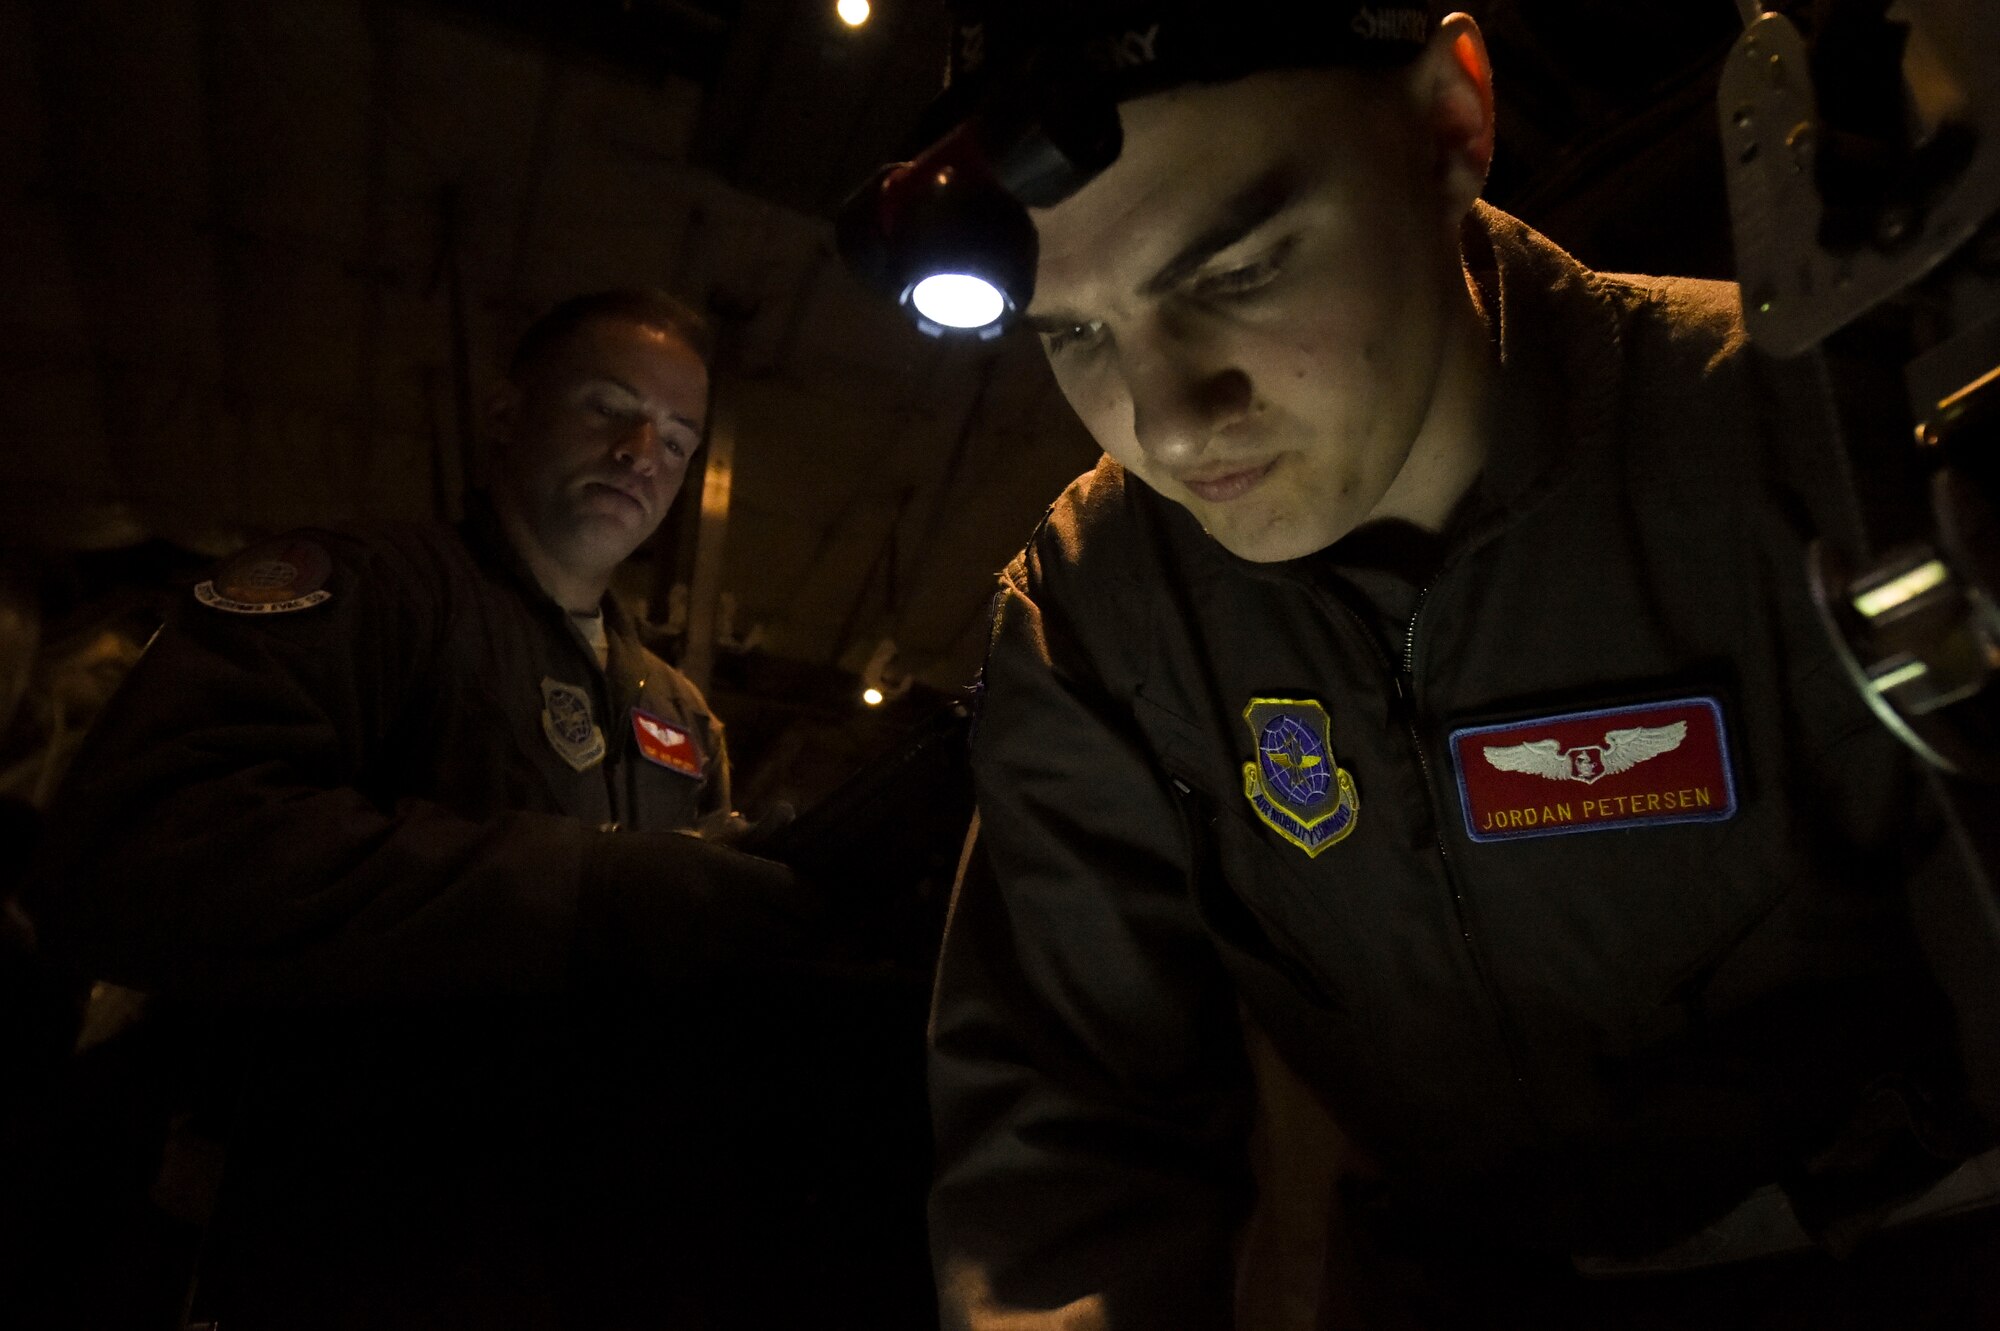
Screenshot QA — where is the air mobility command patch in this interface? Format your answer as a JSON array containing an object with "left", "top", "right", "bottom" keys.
[
  {"left": 541, "top": 677, "right": 606, "bottom": 772},
  {"left": 1449, "top": 697, "right": 1738, "bottom": 843},
  {"left": 631, "top": 707, "right": 704, "bottom": 779},
  {"left": 194, "top": 538, "right": 333, "bottom": 615},
  {"left": 1241, "top": 698, "right": 1360, "bottom": 858}
]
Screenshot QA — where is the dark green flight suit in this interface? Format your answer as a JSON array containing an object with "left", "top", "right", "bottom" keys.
[
  {"left": 28, "top": 502, "right": 825, "bottom": 1327},
  {"left": 931, "top": 205, "right": 1998, "bottom": 1329}
]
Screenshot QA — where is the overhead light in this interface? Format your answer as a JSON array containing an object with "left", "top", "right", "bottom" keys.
[
  {"left": 837, "top": 0, "right": 870, "bottom": 27},
  {"left": 862, "top": 687, "right": 886, "bottom": 707}
]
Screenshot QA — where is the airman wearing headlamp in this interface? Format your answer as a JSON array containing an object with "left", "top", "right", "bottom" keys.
[{"left": 846, "top": 2, "right": 2000, "bottom": 1327}]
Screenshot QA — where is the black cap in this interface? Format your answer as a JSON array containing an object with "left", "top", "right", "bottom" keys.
[{"left": 919, "top": 0, "right": 1437, "bottom": 143}]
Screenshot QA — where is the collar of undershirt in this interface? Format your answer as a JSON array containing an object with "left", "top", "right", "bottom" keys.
[{"left": 569, "top": 608, "right": 610, "bottom": 670}]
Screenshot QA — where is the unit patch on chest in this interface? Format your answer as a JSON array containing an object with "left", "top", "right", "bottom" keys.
[
  {"left": 631, "top": 708, "right": 704, "bottom": 779},
  {"left": 194, "top": 538, "right": 333, "bottom": 615},
  {"left": 1449, "top": 697, "right": 1738, "bottom": 843},
  {"left": 1241, "top": 698, "right": 1360, "bottom": 859},
  {"left": 540, "top": 677, "right": 606, "bottom": 772}
]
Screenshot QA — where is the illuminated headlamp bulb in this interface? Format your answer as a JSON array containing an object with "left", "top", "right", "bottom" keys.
[
  {"left": 908, "top": 273, "right": 1008, "bottom": 332},
  {"left": 837, "top": 0, "right": 870, "bottom": 27},
  {"left": 862, "top": 687, "right": 886, "bottom": 707}
]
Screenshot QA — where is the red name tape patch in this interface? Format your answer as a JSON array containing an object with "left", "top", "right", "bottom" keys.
[
  {"left": 1448, "top": 697, "right": 1737, "bottom": 843},
  {"left": 631, "top": 708, "right": 704, "bottom": 779}
]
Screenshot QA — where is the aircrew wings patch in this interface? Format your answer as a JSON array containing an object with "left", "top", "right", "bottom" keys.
[
  {"left": 632, "top": 708, "right": 704, "bottom": 779},
  {"left": 1449, "top": 697, "right": 1738, "bottom": 843}
]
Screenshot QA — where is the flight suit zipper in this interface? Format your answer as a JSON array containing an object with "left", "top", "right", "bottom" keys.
[
  {"left": 1311, "top": 579, "right": 1531, "bottom": 1094},
  {"left": 598, "top": 674, "right": 627, "bottom": 830},
  {"left": 580, "top": 630, "right": 626, "bottom": 831},
  {"left": 1403, "top": 586, "right": 1541, "bottom": 1111}
]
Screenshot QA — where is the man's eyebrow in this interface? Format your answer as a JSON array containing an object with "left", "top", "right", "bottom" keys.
[
  {"left": 585, "top": 375, "right": 642, "bottom": 399},
  {"left": 1139, "top": 169, "right": 1299, "bottom": 298},
  {"left": 1022, "top": 171, "right": 1301, "bottom": 337},
  {"left": 589, "top": 375, "right": 700, "bottom": 432}
]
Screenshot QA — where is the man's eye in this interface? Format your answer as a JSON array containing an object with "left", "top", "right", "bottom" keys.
[
  {"left": 1042, "top": 320, "right": 1106, "bottom": 355},
  {"left": 1193, "top": 238, "right": 1295, "bottom": 300}
]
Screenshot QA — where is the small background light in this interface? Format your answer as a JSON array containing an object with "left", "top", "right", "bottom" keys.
[
  {"left": 836, "top": 0, "right": 870, "bottom": 27},
  {"left": 909, "top": 273, "right": 1006, "bottom": 331},
  {"left": 862, "top": 687, "right": 886, "bottom": 707}
]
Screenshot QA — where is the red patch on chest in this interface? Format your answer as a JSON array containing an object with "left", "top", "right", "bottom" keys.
[
  {"left": 1448, "top": 697, "right": 1737, "bottom": 842},
  {"left": 631, "top": 708, "right": 704, "bottom": 779}
]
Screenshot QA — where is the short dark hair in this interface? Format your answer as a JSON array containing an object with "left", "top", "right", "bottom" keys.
[{"left": 507, "top": 288, "right": 713, "bottom": 380}]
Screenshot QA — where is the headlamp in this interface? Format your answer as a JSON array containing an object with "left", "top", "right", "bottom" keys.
[
  {"left": 837, "top": 1, "right": 1434, "bottom": 338},
  {"left": 835, "top": 77, "right": 1123, "bottom": 338}
]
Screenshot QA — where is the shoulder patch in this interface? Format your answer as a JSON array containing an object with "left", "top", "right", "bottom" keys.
[
  {"left": 1241, "top": 697, "right": 1361, "bottom": 858},
  {"left": 542, "top": 678, "right": 606, "bottom": 772},
  {"left": 195, "top": 538, "right": 334, "bottom": 615}
]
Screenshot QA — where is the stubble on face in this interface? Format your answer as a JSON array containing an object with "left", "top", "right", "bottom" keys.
[
  {"left": 495, "top": 318, "right": 708, "bottom": 604},
  {"left": 1028, "top": 68, "right": 1481, "bottom": 563}
]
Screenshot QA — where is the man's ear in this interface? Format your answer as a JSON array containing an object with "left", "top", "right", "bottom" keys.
[{"left": 1414, "top": 12, "right": 1496, "bottom": 224}]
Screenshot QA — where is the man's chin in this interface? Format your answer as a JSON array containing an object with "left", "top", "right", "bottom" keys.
[
  {"left": 1190, "top": 500, "right": 1348, "bottom": 564},
  {"left": 556, "top": 512, "right": 655, "bottom": 568}
]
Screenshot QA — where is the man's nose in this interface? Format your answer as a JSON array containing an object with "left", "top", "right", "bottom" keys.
[
  {"left": 613, "top": 417, "right": 662, "bottom": 475},
  {"left": 1122, "top": 328, "right": 1254, "bottom": 468}
]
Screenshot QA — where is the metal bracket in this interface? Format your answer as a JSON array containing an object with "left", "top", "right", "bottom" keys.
[{"left": 1720, "top": 6, "right": 2000, "bottom": 357}]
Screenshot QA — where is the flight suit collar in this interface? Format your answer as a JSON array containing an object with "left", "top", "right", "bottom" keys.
[
  {"left": 597, "top": 594, "right": 652, "bottom": 721},
  {"left": 462, "top": 495, "right": 652, "bottom": 739},
  {"left": 461, "top": 492, "right": 554, "bottom": 611},
  {"left": 459, "top": 491, "right": 651, "bottom": 706},
  {"left": 1465, "top": 200, "right": 1625, "bottom": 517}
]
